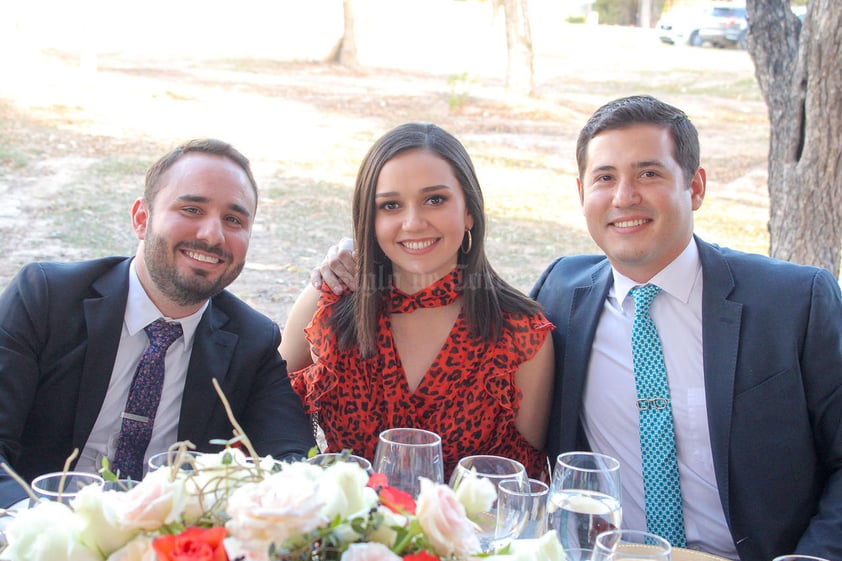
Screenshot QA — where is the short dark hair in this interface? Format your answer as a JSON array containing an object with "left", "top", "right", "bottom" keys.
[
  {"left": 144, "top": 138, "right": 258, "bottom": 205},
  {"left": 576, "top": 95, "right": 700, "bottom": 186}
]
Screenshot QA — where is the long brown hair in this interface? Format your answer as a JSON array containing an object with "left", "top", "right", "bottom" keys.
[{"left": 331, "top": 122, "right": 543, "bottom": 357}]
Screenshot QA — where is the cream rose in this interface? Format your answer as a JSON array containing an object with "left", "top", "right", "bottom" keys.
[
  {"left": 340, "top": 542, "right": 403, "bottom": 561},
  {"left": 118, "top": 468, "right": 190, "bottom": 530},
  {"left": 482, "top": 530, "right": 564, "bottom": 561},
  {"left": 72, "top": 484, "right": 138, "bottom": 556},
  {"left": 225, "top": 468, "right": 327, "bottom": 553},
  {"left": 318, "top": 461, "right": 378, "bottom": 520},
  {"left": 104, "top": 535, "right": 157, "bottom": 561},
  {"left": 452, "top": 469, "right": 496, "bottom": 517},
  {"left": 415, "top": 477, "right": 481, "bottom": 558},
  {"left": 1, "top": 500, "right": 101, "bottom": 561}
]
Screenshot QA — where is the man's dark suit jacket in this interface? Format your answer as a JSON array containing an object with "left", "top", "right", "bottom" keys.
[
  {"left": 530, "top": 236, "right": 842, "bottom": 561},
  {"left": 0, "top": 257, "right": 315, "bottom": 507}
]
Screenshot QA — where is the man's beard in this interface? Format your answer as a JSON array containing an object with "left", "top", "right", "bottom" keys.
[{"left": 144, "top": 229, "right": 243, "bottom": 307}]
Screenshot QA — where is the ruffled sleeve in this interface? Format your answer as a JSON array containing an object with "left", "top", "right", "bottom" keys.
[
  {"left": 482, "top": 311, "right": 554, "bottom": 415},
  {"left": 288, "top": 285, "right": 353, "bottom": 414}
]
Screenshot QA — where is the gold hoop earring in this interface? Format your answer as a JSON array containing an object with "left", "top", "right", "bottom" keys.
[{"left": 461, "top": 229, "right": 473, "bottom": 254}]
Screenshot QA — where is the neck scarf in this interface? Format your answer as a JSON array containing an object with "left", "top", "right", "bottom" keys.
[{"left": 386, "top": 269, "right": 462, "bottom": 314}]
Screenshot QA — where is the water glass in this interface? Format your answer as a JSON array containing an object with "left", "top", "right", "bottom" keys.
[
  {"left": 30, "top": 472, "right": 104, "bottom": 506},
  {"left": 449, "top": 455, "right": 528, "bottom": 552},
  {"left": 772, "top": 553, "right": 828, "bottom": 561},
  {"left": 372, "top": 428, "right": 444, "bottom": 497},
  {"left": 308, "top": 452, "right": 373, "bottom": 474},
  {"left": 591, "top": 529, "right": 671, "bottom": 561},
  {"left": 147, "top": 450, "right": 202, "bottom": 473},
  {"left": 548, "top": 451, "right": 622, "bottom": 554},
  {"left": 497, "top": 478, "right": 549, "bottom": 539}
]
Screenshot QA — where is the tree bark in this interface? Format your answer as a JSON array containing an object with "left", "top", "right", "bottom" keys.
[
  {"left": 746, "top": 0, "right": 842, "bottom": 278},
  {"left": 332, "top": 0, "right": 358, "bottom": 67},
  {"left": 497, "top": 0, "right": 535, "bottom": 97}
]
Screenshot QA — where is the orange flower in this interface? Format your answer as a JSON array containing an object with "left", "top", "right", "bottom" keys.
[
  {"left": 152, "top": 526, "right": 228, "bottom": 561},
  {"left": 403, "top": 551, "right": 440, "bottom": 561},
  {"left": 367, "top": 472, "right": 417, "bottom": 515}
]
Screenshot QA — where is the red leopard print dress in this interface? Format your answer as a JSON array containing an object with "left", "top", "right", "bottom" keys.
[{"left": 289, "top": 269, "right": 553, "bottom": 480}]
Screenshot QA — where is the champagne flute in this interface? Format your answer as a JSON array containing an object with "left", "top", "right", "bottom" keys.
[
  {"left": 548, "top": 451, "right": 622, "bottom": 555},
  {"left": 372, "top": 428, "right": 444, "bottom": 496},
  {"left": 591, "top": 529, "right": 671, "bottom": 561},
  {"left": 449, "top": 455, "right": 528, "bottom": 553}
]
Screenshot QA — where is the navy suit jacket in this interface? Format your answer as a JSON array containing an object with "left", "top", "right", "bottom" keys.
[
  {"left": 530, "top": 237, "right": 842, "bottom": 561},
  {"left": 0, "top": 257, "right": 315, "bottom": 507}
]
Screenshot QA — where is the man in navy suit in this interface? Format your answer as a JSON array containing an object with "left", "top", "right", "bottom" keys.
[
  {"left": 531, "top": 96, "right": 842, "bottom": 560},
  {"left": 312, "top": 97, "right": 842, "bottom": 560},
  {"left": 0, "top": 139, "right": 314, "bottom": 507}
]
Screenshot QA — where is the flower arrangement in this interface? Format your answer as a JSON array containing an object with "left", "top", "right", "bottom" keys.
[
  {"left": 1, "top": 447, "right": 562, "bottom": 561},
  {"left": 0, "top": 382, "right": 564, "bottom": 561}
]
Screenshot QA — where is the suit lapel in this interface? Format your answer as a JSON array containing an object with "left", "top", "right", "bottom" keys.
[
  {"left": 562, "top": 260, "right": 613, "bottom": 449},
  {"left": 73, "top": 260, "right": 131, "bottom": 452},
  {"left": 697, "top": 237, "right": 742, "bottom": 524},
  {"left": 177, "top": 301, "right": 236, "bottom": 443}
]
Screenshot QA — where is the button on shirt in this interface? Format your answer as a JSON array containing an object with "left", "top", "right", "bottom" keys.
[
  {"left": 581, "top": 239, "right": 737, "bottom": 559},
  {"left": 77, "top": 260, "right": 206, "bottom": 475}
]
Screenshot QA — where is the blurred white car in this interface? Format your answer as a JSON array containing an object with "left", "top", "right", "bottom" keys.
[{"left": 657, "top": 7, "right": 705, "bottom": 46}]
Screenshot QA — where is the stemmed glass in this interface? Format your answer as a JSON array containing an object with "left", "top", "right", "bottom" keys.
[
  {"left": 449, "top": 455, "right": 528, "bottom": 553},
  {"left": 372, "top": 428, "right": 444, "bottom": 497},
  {"left": 591, "top": 529, "right": 671, "bottom": 561},
  {"left": 548, "top": 451, "right": 622, "bottom": 556}
]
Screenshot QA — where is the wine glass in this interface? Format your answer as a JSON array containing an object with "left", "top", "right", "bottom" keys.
[
  {"left": 372, "top": 428, "right": 444, "bottom": 496},
  {"left": 773, "top": 557, "right": 831, "bottom": 561},
  {"left": 449, "top": 455, "right": 528, "bottom": 553},
  {"left": 548, "top": 451, "right": 622, "bottom": 556},
  {"left": 591, "top": 529, "right": 671, "bottom": 561},
  {"left": 29, "top": 472, "right": 104, "bottom": 506},
  {"left": 497, "top": 477, "right": 549, "bottom": 540}
]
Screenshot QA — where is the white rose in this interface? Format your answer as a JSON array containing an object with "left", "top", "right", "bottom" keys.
[
  {"left": 416, "top": 478, "right": 481, "bottom": 558},
  {"left": 340, "top": 542, "right": 402, "bottom": 561},
  {"left": 366, "top": 505, "right": 408, "bottom": 548},
  {"left": 225, "top": 469, "right": 326, "bottom": 553},
  {"left": 318, "top": 461, "right": 378, "bottom": 521},
  {"left": 104, "top": 536, "right": 157, "bottom": 561},
  {"left": 118, "top": 468, "right": 190, "bottom": 530},
  {"left": 452, "top": 468, "right": 496, "bottom": 517},
  {"left": 2, "top": 500, "right": 101, "bottom": 561},
  {"left": 72, "top": 484, "right": 138, "bottom": 556},
  {"left": 483, "top": 530, "right": 564, "bottom": 561}
]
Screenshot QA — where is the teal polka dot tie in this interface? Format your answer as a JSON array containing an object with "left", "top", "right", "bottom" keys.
[{"left": 630, "top": 285, "right": 687, "bottom": 547}]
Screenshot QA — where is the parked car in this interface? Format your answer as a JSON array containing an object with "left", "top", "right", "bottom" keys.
[
  {"left": 656, "top": 7, "right": 704, "bottom": 46},
  {"left": 698, "top": 3, "right": 748, "bottom": 49}
]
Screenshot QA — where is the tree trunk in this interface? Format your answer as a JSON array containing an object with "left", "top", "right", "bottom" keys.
[
  {"left": 332, "top": 0, "right": 358, "bottom": 67},
  {"left": 498, "top": 0, "right": 535, "bottom": 97},
  {"left": 746, "top": 0, "right": 842, "bottom": 278}
]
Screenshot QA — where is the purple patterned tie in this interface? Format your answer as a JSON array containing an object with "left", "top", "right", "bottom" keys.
[{"left": 111, "top": 319, "right": 183, "bottom": 480}]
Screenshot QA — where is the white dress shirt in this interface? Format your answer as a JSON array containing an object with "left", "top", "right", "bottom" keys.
[
  {"left": 77, "top": 260, "right": 206, "bottom": 475},
  {"left": 581, "top": 239, "right": 738, "bottom": 559}
]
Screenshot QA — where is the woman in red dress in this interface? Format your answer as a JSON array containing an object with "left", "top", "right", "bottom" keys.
[{"left": 281, "top": 123, "right": 554, "bottom": 480}]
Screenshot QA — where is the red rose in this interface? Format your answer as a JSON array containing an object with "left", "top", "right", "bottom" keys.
[
  {"left": 153, "top": 526, "right": 228, "bottom": 561},
  {"left": 367, "top": 472, "right": 417, "bottom": 515},
  {"left": 403, "top": 551, "right": 440, "bottom": 561}
]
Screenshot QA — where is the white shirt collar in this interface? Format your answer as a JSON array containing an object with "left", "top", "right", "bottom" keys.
[
  {"left": 611, "top": 238, "right": 702, "bottom": 305},
  {"left": 126, "top": 259, "right": 208, "bottom": 348}
]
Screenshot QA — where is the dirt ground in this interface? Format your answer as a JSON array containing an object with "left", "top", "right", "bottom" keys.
[{"left": 0, "top": 21, "right": 771, "bottom": 328}]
